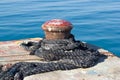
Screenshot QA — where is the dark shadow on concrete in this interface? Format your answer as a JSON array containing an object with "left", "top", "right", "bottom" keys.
[
  {"left": 86, "top": 43, "right": 101, "bottom": 50},
  {"left": 86, "top": 42, "right": 108, "bottom": 65},
  {"left": 96, "top": 54, "right": 108, "bottom": 64}
]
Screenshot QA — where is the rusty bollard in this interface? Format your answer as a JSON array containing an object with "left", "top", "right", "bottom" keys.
[{"left": 42, "top": 19, "right": 73, "bottom": 40}]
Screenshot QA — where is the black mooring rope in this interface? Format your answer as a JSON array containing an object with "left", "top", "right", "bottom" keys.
[{"left": 0, "top": 34, "right": 101, "bottom": 80}]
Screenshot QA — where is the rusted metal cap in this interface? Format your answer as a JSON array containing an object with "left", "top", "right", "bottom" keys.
[
  {"left": 42, "top": 19, "right": 73, "bottom": 40},
  {"left": 42, "top": 19, "right": 72, "bottom": 32}
]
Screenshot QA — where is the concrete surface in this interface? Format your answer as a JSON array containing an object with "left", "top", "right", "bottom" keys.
[
  {"left": 0, "top": 38, "right": 42, "bottom": 64},
  {"left": 24, "top": 56, "right": 120, "bottom": 80},
  {"left": 0, "top": 38, "right": 119, "bottom": 80}
]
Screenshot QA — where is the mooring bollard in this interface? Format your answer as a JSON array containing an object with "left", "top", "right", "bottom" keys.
[
  {"left": 0, "top": 18, "right": 119, "bottom": 80},
  {"left": 42, "top": 19, "right": 73, "bottom": 39}
]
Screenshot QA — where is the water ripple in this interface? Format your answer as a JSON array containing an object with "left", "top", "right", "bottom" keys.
[{"left": 0, "top": 0, "right": 120, "bottom": 56}]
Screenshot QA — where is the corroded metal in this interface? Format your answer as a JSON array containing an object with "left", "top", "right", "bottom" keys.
[
  {"left": 42, "top": 19, "right": 72, "bottom": 39},
  {"left": 0, "top": 19, "right": 115, "bottom": 80}
]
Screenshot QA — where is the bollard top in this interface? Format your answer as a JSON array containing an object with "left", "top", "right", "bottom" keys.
[{"left": 42, "top": 19, "right": 73, "bottom": 32}]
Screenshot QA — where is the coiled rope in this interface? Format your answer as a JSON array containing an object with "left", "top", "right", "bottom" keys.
[{"left": 0, "top": 35, "right": 101, "bottom": 80}]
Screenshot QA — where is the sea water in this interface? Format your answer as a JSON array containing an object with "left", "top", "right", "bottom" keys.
[{"left": 0, "top": 0, "right": 120, "bottom": 56}]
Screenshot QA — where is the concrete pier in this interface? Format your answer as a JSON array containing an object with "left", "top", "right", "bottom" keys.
[{"left": 0, "top": 38, "right": 119, "bottom": 80}]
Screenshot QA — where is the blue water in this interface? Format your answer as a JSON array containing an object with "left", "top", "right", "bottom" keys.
[{"left": 0, "top": 0, "right": 120, "bottom": 56}]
